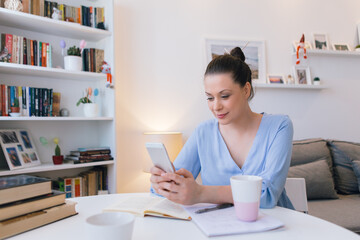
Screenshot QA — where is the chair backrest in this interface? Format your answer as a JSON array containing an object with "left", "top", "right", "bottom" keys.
[{"left": 285, "top": 178, "right": 308, "bottom": 213}]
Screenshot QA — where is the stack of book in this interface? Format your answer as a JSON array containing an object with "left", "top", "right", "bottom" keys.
[
  {"left": 0, "top": 175, "right": 77, "bottom": 239},
  {"left": 65, "top": 147, "right": 113, "bottom": 164},
  {"left": 82, "top": 48, "right": 104, "bottom": 73}
]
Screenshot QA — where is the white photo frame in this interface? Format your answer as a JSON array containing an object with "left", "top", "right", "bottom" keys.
[
  {"left": 293, "top": 66, "right": 312, "bottom": 85},
  {"left": 292, "top": 41, "right": 312, "bottom": 50},
  {"left": 332, "top": 43, "right": 351, "bottom": 51},
  {"left": 0, "top": 129, "right": 41, "bottom": 170},
  {"left": 205, "top": 38, "right": 266, "bottom": 83},
  {"left": 267, "top": 74, "right": 286, "bottom": 84},
  {"left": 313, "top": 33, "right": 330, "bottom": 50}
]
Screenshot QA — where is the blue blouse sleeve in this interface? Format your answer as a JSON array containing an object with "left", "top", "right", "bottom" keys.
[
  {"left": 259, "top": 117, "right": 294, "bottom": 208},
  {"left": 150, "top": 128, "right": 201, "bottom": 194},
  {"left": 173, "top": 129, "right": 201, "bottom": 179}
]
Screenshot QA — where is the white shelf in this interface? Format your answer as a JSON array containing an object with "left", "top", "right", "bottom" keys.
[
  {"left": 292, "top": 49, "right": 360, "bottom": 57},
  {"left": 0, "top": 8, "right": 111, "bottom": 41},
  {"left": 0, "top": 62, "right": 106, "bottom": 81},
  {"left": 253, "top": 83, "right": 327, "bottom": 89},
  {"left": 0, "top": 117, "right": 113, "bottom": 121},
  {"left": 0, "top": 161, "right": 114, "bottom": 176}
]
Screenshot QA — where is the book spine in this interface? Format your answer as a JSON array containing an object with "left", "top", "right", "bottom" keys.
[
  {"left": 11, "top": 35, "right": 16, "bottom": 63},
  {"left": 26, "top": 86, "right": 30, "bottom": 116},
  {"left": 6, "top": 85, "right": 10, "bottom": 115},
  {"left": 49, "top": 88, "right": 53, "bottom": 116},
  {"left": 19, "top": 36, "right": 23, "bottom": 64},
  {"left": 30, "top": 39, "right": 34, "bottom": 65},
  {"left": 34, "top": 88, "right": 39, "bottom": 116},
  {"left": 64, "top": 178, "right": 72, "bottom": 198},
  {"left": 30, "top": 87, "right": 35, "bottom": 116},
  {"left": 0, "top": 84, "right": 2, "bottom": 116},
  {"left": 43, "top": 88, "right": 48, "bottom": 116},
  {"left": 22, "top": 86, "right": 27, "bottom": 116},
  {"left": 18, "top": 86, "right": 23, "bottom": 115},
  {"left": 23, "top": 37, "right": 27, "bottom": 65},
  {"left": 39, "top": 88, "right": 43, "bottom": 116},
  {"left": 39, "top": 42, "right": 42, "bottom": 67},
  {"left": 5, "top": 34, "right": 13, "bottom": 63}
]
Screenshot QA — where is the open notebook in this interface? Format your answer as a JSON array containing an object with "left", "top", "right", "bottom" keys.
[
  {"left": 103, "top": 195, "right": 191, "bottom": 221},
  {"left": 184, "top": 204, "right": 284, "bottom": 237}
]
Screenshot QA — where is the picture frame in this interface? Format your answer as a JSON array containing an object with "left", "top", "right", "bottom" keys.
[
  {"left": 292, "top": 66, "right": 312, "bottom": 85},
  {"left": 267, "top": 74, "right": 286, "bottom": 84},
  {"left": 292, "top": 41, "right": 312, "bottom": 50},
  {"left": 205, "top": 38, "right": 266, "bottom": 83},
  {"left": 312, "top": 33, "right": 330, "bottom": 50},
  {"left": 332, "top": 43, "right": 351, "bottom": 51},
  {"left": 0, "top": 129, "right": 41, "bottom": 170}
]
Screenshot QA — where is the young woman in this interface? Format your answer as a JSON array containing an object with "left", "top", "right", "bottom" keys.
[{"left": 150, "top": 47, "right": 294, "bottom": 209}]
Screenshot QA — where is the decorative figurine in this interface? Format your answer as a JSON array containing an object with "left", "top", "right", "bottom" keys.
[
  {"left": 51, "top": 7, "right": 62, "bottom": 20},
  {"left": 101, "top": 61, "right": 113, "bottom": 88},
  {"left": 296, "top": 34, "right": 308, "bottom": 65}
]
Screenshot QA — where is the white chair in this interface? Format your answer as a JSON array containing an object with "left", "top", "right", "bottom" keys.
[{"left": 285, "top": 178, "right": 308, "bottom": 213}]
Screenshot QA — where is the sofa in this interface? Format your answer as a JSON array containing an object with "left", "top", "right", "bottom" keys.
[{"left": 288, "top": 138, "right": 360, "bottom": 233}]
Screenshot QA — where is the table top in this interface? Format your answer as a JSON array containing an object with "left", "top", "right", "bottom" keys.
[{"left": 10, "top": 193, "right": 360, "bottom": 240}]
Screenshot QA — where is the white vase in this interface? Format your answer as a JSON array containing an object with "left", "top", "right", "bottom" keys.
[
  {"left": 83, "top": 103, "right": 99, "bottom": 117},
  {"left": 64, "top": 56, "right": 82, "bottom": 71}
]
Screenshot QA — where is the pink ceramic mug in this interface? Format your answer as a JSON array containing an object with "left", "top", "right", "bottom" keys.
[{"left": 230, "top": 175, "right": 262, "bottom": 222}]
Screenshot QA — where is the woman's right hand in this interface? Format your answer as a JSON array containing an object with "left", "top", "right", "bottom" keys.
[{"left": 149, "top": 166, "right": 167, "bottom": 194}]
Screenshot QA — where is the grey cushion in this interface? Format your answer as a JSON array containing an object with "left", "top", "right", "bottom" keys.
[
  {"left": 351, "top": 160, "right": 360, "bottom": 192},
  {"left": 308, "top": 194, "right": 360, "bottom": 233},
  {"left": 327, "top": 140, "right": 360, "bottom": 194},
  {"left": 291, "top": 138, "right": 333, "bottom": 168},
  {"left": 288, "top": 159, "right": 338, "bottom": 200}
]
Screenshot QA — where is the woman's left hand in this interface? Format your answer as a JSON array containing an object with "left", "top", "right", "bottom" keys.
[{"left": 157, "top": 168, "right": 203, "bottom": 205}]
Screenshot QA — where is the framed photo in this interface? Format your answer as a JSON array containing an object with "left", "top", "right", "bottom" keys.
[
  {"left": 205, "top": 39, "right": 266, "bottom": 83},
  {"left": 332, "top": 43, "right": 351, "bottom": 51},
  {"left": 292, "top": 41, "right": 312, "bottom": 50},
  {"left": 293, "top": 66, "right": 312, "bottom": 85},
  {"left": 267, "top": 74, "right": 286, "bottom": 84},
  {"left": 0, "top": 129, "right": 41, "bottom": 170},
  {"left": 313, "top": 33, "right": 329, "bottom": 50}
]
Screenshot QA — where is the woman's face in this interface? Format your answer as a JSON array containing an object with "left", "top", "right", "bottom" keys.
[{"left": 204, "top": 73, "right": 250, "bottom": 125}]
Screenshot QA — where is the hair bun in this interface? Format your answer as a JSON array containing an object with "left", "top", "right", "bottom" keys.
[{"left": 230, "top": 47, "right": 246, "bottom": 62}]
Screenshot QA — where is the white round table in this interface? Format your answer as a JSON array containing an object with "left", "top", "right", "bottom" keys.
[{"left": 10, "top": 193, "right": 360, "bottom": 240}]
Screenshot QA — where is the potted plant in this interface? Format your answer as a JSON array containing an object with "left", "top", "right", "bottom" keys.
[
  {"left": 52, "top": 138, "right": 64, "bottom": 165},
  {"left": 76, "top": 88, "right": 99, "bottom": 117},
  {"left": 9, "top": 98, "right": 21, "bottom": 117},
  {"left": 64, "top": 45, "right": 82, "bottom": 71},
  {"left": 355, "top": 45, "right": 360, "bottom": 52}
]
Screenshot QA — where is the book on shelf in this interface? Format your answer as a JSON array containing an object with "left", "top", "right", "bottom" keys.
[
  {"left": 70, "top": 148, "right": 111, "bottom": 156},
  {"left": 0, "top": 190, "right": 65, "bottom": 221},
  {"left": 0, "top": 201, "right": 77, "bottom": 239},
  {"left": 82, "top": 48, "right": 104, "bottom": 72},
  {"left": 65, "top": 154, "right": 113, "bottom": 161},
  {"left": 53, "top": 167, "right": 107, "bottom": 198},
  {"left": 0, "top": 175, "right": 52, "bottom": 205},
  {"left": 0, "top": 33, "right": 52, "bottom": 67},
  {"left": 0, "top": 84, "right": 55, "bottom": 117},
  {"left": 103, "top": 195, "right": 191, "bottom": 221}
]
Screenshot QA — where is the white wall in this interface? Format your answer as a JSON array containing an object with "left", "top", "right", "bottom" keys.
[{"left": 114, "top": 0, "right": 360, "bottom": 193}]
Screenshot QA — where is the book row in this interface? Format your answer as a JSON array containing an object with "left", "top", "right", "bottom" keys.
[
  {"left": 0, "top": 1, "right": 105, "bottom": 30},
  {"left": 0, "top": 33, "right": 52, "bottom": 67},
  {"left": 0, "top": 85, "right": 61, "bottom": 117},
  {"left": 82, "top": 48, "right": 104, "bottom": 73},
  {"left": 53, "top": 167, "right": 108, "bottom": 198}
]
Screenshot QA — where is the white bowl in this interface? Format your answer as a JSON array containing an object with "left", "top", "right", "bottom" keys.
[
  {"left": 9, "top": 112, "right": 21, "bottom": 117},
  {"left": 85, "top": 212, "right": 135, "bottom": 240}
]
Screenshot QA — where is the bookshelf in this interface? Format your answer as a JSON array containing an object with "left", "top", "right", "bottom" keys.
[
  {"left": 292, "top": 49, "right": 360, "bottom": 57},
  {"left": 0, "top": 0, "right": 116, "bottom": 193}
]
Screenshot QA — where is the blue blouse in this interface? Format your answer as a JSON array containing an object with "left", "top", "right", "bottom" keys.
[{"left": 153, "top": 113, "right": 294, "bottom": 209}]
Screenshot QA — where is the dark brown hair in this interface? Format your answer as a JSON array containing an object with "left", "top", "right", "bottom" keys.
[{"left": 204, "top": 47, "right": 254, "bottom": 100}]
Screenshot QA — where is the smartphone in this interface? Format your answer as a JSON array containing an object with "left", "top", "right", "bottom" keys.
[{"left": 145, "top": 142, "right": 175, "bottom": 173}]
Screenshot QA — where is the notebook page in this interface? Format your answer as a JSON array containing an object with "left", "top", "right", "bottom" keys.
[
  {"left": 184, "top": 204, "right": 284, "bottom": 237},
  {"left": 145, "top": 198, "right": 191, "bottom": 220},
  {"left": 103, "top": 196, "right": 162, "bottom": 216}
]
